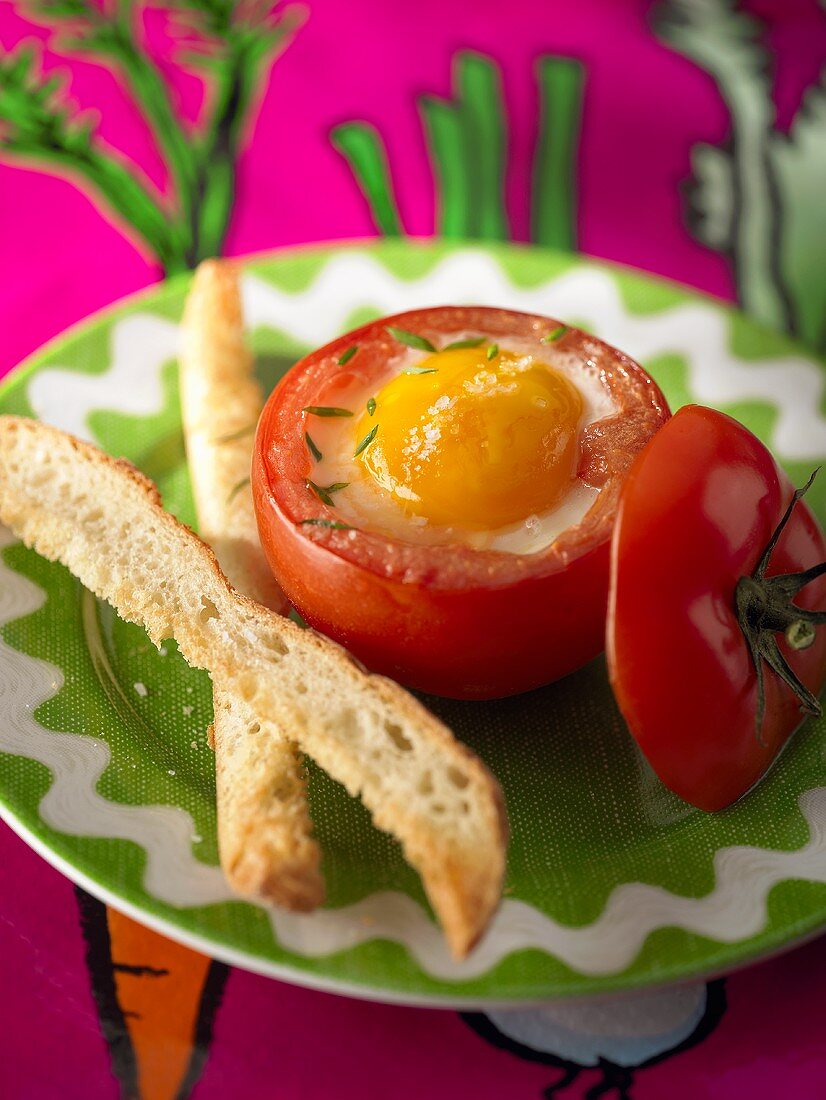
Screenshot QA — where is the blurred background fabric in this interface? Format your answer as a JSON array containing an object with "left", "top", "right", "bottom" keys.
[
  {"left": 1, "top": 0, "right": 824, "bottom": 373},
  {"left": 0, "top": 2, "right": 824, "bottom": 1097}
]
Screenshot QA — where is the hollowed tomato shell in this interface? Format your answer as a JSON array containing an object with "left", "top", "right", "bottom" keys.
[{"left": 253, "top": 307, "right": 669, "bottom": 699}]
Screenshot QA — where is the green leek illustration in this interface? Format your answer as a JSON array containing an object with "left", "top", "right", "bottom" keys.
[
  {"left": 0, "top": 1, "right": 302, "bottom": 274},
  {"left": 655, "top": 0, "right": 826, "bottom": 351},
  {"left": 332, "top": 50, "right": 585, "bottom": 250}
]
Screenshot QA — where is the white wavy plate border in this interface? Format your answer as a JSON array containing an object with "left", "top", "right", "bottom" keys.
[{"left": 2, "top": 245, "right": 826, "bottom": 998}]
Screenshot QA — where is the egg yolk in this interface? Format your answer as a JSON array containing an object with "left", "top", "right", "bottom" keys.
[{"left": 354, "top": 346, "right": 584, "bottom": 530}]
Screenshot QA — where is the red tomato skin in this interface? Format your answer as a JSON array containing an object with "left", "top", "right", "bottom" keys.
[
  {"left": 608, "top": 405, "right": 826, "bottom": 812},
  {"left": 253, "top": 468, "right": 611, "bottom": 698},
  {"left": 253, "top": 306, "right": 669, "bottom": 700}
]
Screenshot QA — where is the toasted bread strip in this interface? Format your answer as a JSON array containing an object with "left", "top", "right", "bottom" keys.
[
  {"left": 180, "top": 259, "right": 323, "bottom": 912},
  {"left": 0, "top": 416, "right": 507, "bottom": 956},
  {"left": 180, "top": 260, "right": 285, "bottom": 610}
]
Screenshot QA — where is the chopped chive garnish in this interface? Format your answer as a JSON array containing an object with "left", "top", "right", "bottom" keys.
[
  {"left": 299, "top": 518, "right": 354, "bottom": 531},
  {"left": 289, "top": 606, "right": 309, "bottom": 628},
  {"left": 227, "top": 477, "right": 250, "bottom": 504},
  {"left": 402, "top": 366, "right": 438, "bottom": 375},
  {"left": 306, "top": 479, "right": 332, "bottom": 505},
  {"left": 386, "top": 326, "right": 437, "bottom": 353},
  {"left": 443, "top": 337, "right": 485, "bottom": 350},
  {"left": 542, "top": 324, "right": 569, "bottom": 342},
  {"left": 302, "top": 405, "right": 353, "bottom": 417},
  {"left": 367, "top": 396, "right": 376, "bottom": 416},
  {"left": 337, "top": 345, "right": 359, "bottom": 366},
  {"left": 486, "top": 343, "right": 498, "bottom": 360},
  {"left": 305, "top": 431, "right": 322, "bottom": 462},
  {"left": 215, "top": 423, "right": 256, "bottom": 444},
  {"left": 354, "top": 424, "right": 378, "bottom": 457},
  {"left": 306, "top": 479, "right": 348, "bottom": 506}
]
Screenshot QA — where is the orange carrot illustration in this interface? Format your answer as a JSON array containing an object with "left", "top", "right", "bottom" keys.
[{"left": 76, "top": 890, "right": 228, "bottom": 1100}]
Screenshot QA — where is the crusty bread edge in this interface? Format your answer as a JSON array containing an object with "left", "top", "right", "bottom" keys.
[
  {"left": 0, "top": 416, "right": 508, "bottom": 956},
  {"left": 180, "top": 259, "right": 323, "bottom": 911}
]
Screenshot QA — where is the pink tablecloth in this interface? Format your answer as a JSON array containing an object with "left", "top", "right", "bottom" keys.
[{"left": 1, "top": 2, "right": 825, "bottom": 1097}]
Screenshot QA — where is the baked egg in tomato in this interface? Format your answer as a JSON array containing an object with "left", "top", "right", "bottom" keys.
[{"left": 253, "top": 307, "right": 669, "bottom": 699}]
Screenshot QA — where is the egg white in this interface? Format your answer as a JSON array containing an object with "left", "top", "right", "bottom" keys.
[{"left": 306, "top": 333, "right": 615, "bottom": 555}]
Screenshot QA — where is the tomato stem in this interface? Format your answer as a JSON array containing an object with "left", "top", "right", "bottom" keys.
[
  {"left": 753, "top": 469, "right": 819, "bottom": 580},
  {"left": 735, "top": 469, "right": 826, "bottom": 742},
  {"left": 787, "top": 620, "right": 816, "bottom": 651}
]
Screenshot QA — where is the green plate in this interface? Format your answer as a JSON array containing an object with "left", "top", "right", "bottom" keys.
[{"left": 1, "top": 240, "right": 825, "bottom": 1007}]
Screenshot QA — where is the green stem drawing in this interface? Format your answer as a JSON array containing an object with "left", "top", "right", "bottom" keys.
[
  {"left": 532, "top": 56, "right": 583, "bottom": 251},
  {"left": 330, "top": 122, "right": 404, "bottom": 236},
  {"left": 80, "top": 2, "right": 199, "bottom": 220},
  {"left": 185, "top": 11, "right": 302, "bottom": 261},
  {"left": 0, "top": 44, "right": 184, "bottom": 269},
  {"left": 420, "top": 96, "right": 473, "bottom": 238},
  {"left": 0, "top": 1, "right": 300, "bottom": 274},
  {"left": 416, "top": 52, "right": 509, "bottom": 240},
  {"left": 455, "top": 53, "right": 508, "bottom": 239},
  {"left": 334, "top": 50, "right": 582, "bottom": 250},
  {"left": 191, "top": 24, "right": 292, "bottom": 261},
  {"left": 190, "top": 39, "right": 251, "bottom": 263},
  {"left": 655, "top": 0, "right": 795, "bottom": 336},
  {"left": 771, "top": 72, "right": 826, "bottom": 350}
]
